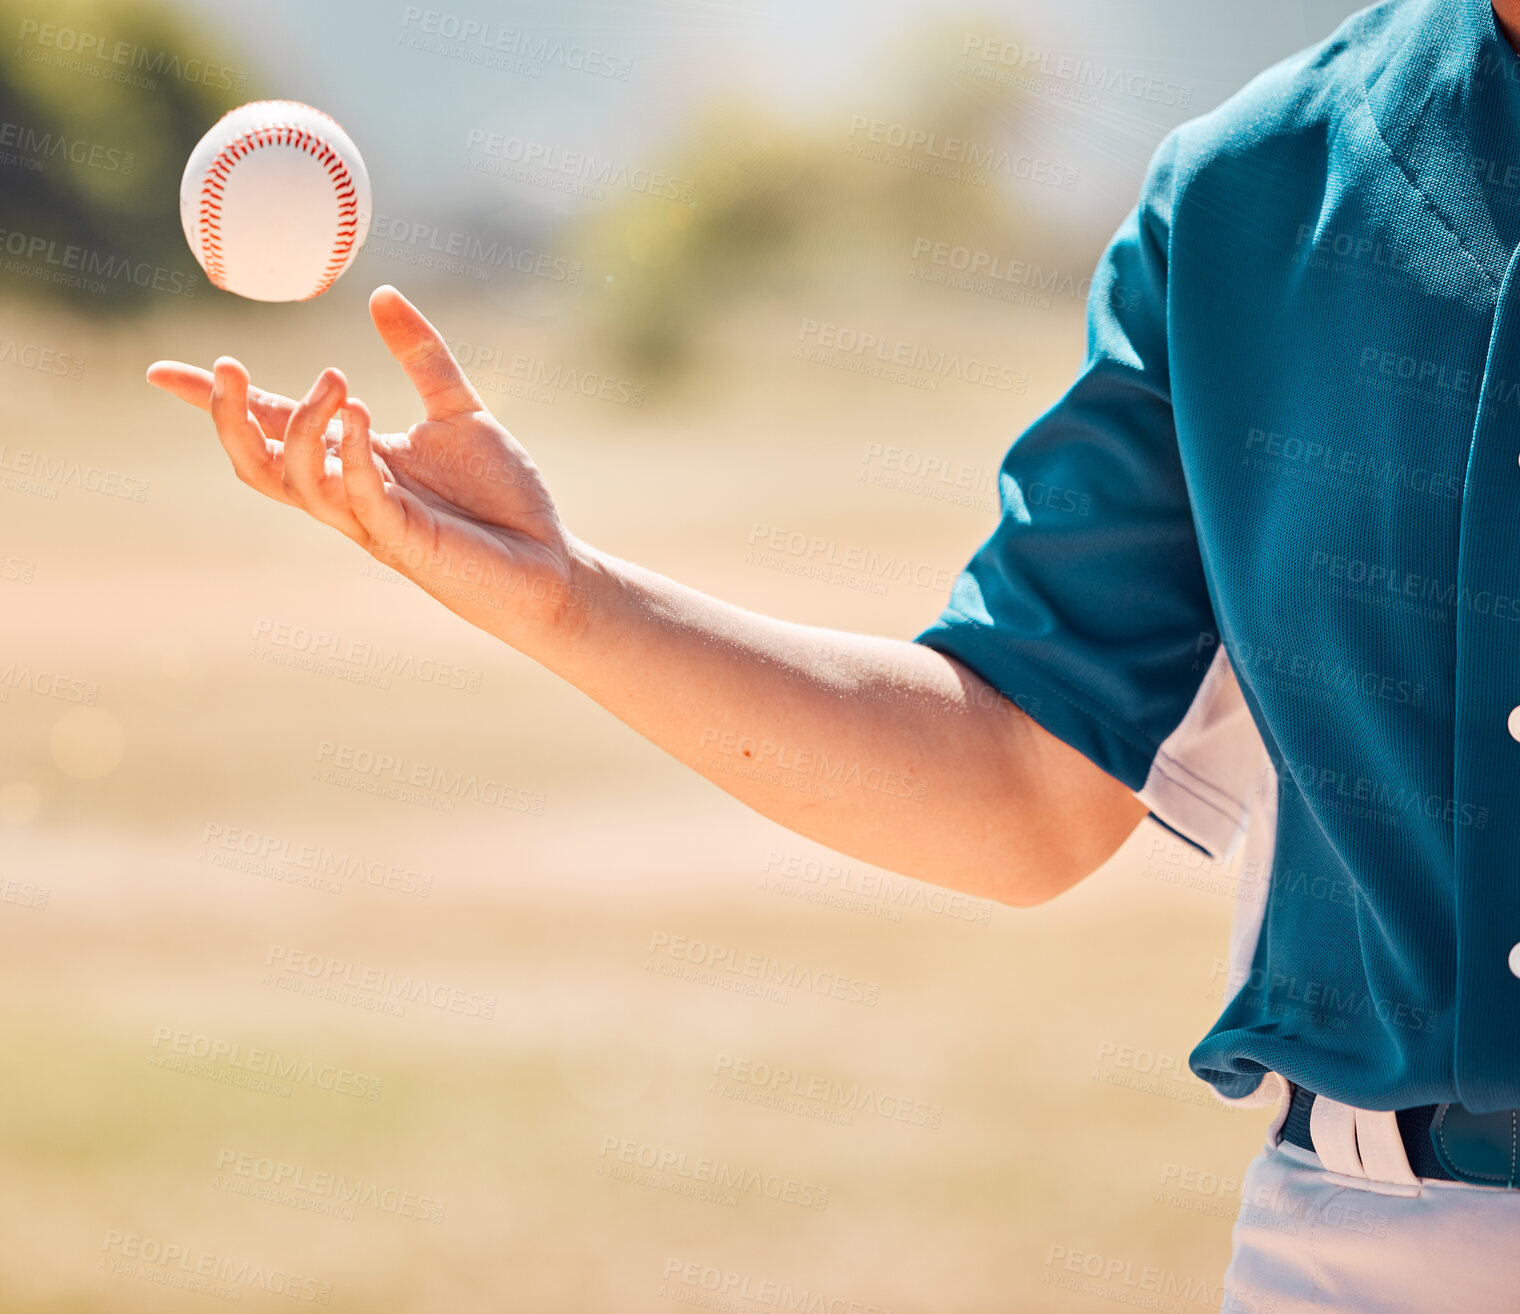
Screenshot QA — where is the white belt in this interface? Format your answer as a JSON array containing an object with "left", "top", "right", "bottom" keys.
[{"left": 1304, "top": 1088, "right": 1422, "bottom": 1196}]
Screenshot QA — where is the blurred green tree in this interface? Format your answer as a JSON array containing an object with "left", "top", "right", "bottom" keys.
[
  {"left": 574, "top": 16, "right": 1069, "bottom": 375},
  {"left": 0, "top": 0, "right": 250, "bottom": 310}
]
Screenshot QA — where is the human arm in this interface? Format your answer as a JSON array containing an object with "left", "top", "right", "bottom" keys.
[{"left": 146, "top": 285, "right": 1148, "bottom": 907}]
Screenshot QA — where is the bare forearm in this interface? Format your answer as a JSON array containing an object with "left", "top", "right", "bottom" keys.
[
  {"left": 144, "top": 290, "right": 1144, "bottom": 904},
  {"left": 516, "top": 538, "right": 1143, "bottom": 905}
]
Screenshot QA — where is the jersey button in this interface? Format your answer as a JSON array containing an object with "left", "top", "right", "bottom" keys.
[
  {"left": 1510, "top": 943, "right": 1520, "bottom": 979},
  {"left": 1509, "top": 707, "right": 1520, "bottom": 742}
]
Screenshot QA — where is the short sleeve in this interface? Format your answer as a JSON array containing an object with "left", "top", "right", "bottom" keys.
[{"left": 913, "top": 129, "right": 1255, "bottom": 861}]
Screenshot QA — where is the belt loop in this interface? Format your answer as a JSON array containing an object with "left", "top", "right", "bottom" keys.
[
  {"left": 1353, "top": 1107, "right": 1422, "bottom": 1192},
  {"left": 1310, "top": 1094, "right": 1366, "bottom": 1178}
]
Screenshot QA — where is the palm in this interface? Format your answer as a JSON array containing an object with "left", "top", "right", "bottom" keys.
[
  {"left": 370, "top": 413, "right": 569, "bottom": 597},
  {"left": 384, "top": 413, "right": 553, "bottom": 535},
  {"left": 146, "top": 285, "right": 574, "bottom": 632}
]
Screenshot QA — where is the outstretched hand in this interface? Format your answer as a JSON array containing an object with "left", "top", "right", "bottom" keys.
[{"left": 147, "top": 285, "right": 586, "bottom": 639}]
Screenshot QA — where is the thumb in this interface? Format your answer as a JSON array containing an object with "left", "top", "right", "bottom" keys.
[{"left": 368, "top": 284, "right": 484, "bottom": 421}]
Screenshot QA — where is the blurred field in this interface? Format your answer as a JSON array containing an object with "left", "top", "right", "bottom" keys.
[
  {"left": 0, "top": 3, "right": 1306, "bottom": 1301},
  {"left": 0, "top": 265, "right": 1275, "bottom": 1313}
]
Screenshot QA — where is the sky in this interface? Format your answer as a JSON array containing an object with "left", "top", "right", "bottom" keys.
[{"left": 171, "top": 0, "right": 1370, "bottom": 242}]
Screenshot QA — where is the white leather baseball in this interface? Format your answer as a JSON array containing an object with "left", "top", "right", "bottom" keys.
[{"left": 179, "top": 100, "right": 371, "bottom": 302}]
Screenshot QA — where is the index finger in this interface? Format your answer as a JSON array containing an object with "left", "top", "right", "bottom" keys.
[
  {"left": 209, "top": 355, "right": 293, "bottom": 503},
  {"left": 368, "top": 284, "right": 484, "bottom": 420},
  {"left": 147, "top": 359, "right": 297, "bottom": 443}
]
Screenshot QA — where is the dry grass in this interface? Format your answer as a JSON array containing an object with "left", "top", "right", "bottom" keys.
[{"left": 0, "top": 274, "right": 1272, "bottom": 1312}]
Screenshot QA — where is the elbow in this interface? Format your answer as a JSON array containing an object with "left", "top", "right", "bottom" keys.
[
  {"left": 947, "top": 848, "right": 1099, "bottom": 910},
  {"left": 978, "top": 828, "right": 1122, "bottom": 907},
  {"left": 990, "top": 867, "right": 1089, "bottom": 910},
  {"left": 996, "top": 884, "right": 1066, "bottom": 911}
]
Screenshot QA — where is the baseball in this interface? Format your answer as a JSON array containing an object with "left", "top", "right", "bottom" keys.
[{"left": 179, "top": 100, "right": 372, "bottom": 302}]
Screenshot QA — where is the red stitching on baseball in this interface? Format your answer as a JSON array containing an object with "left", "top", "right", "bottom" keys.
[{"left": 195, "top": 113, "right": 359, "bottom": 298}]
